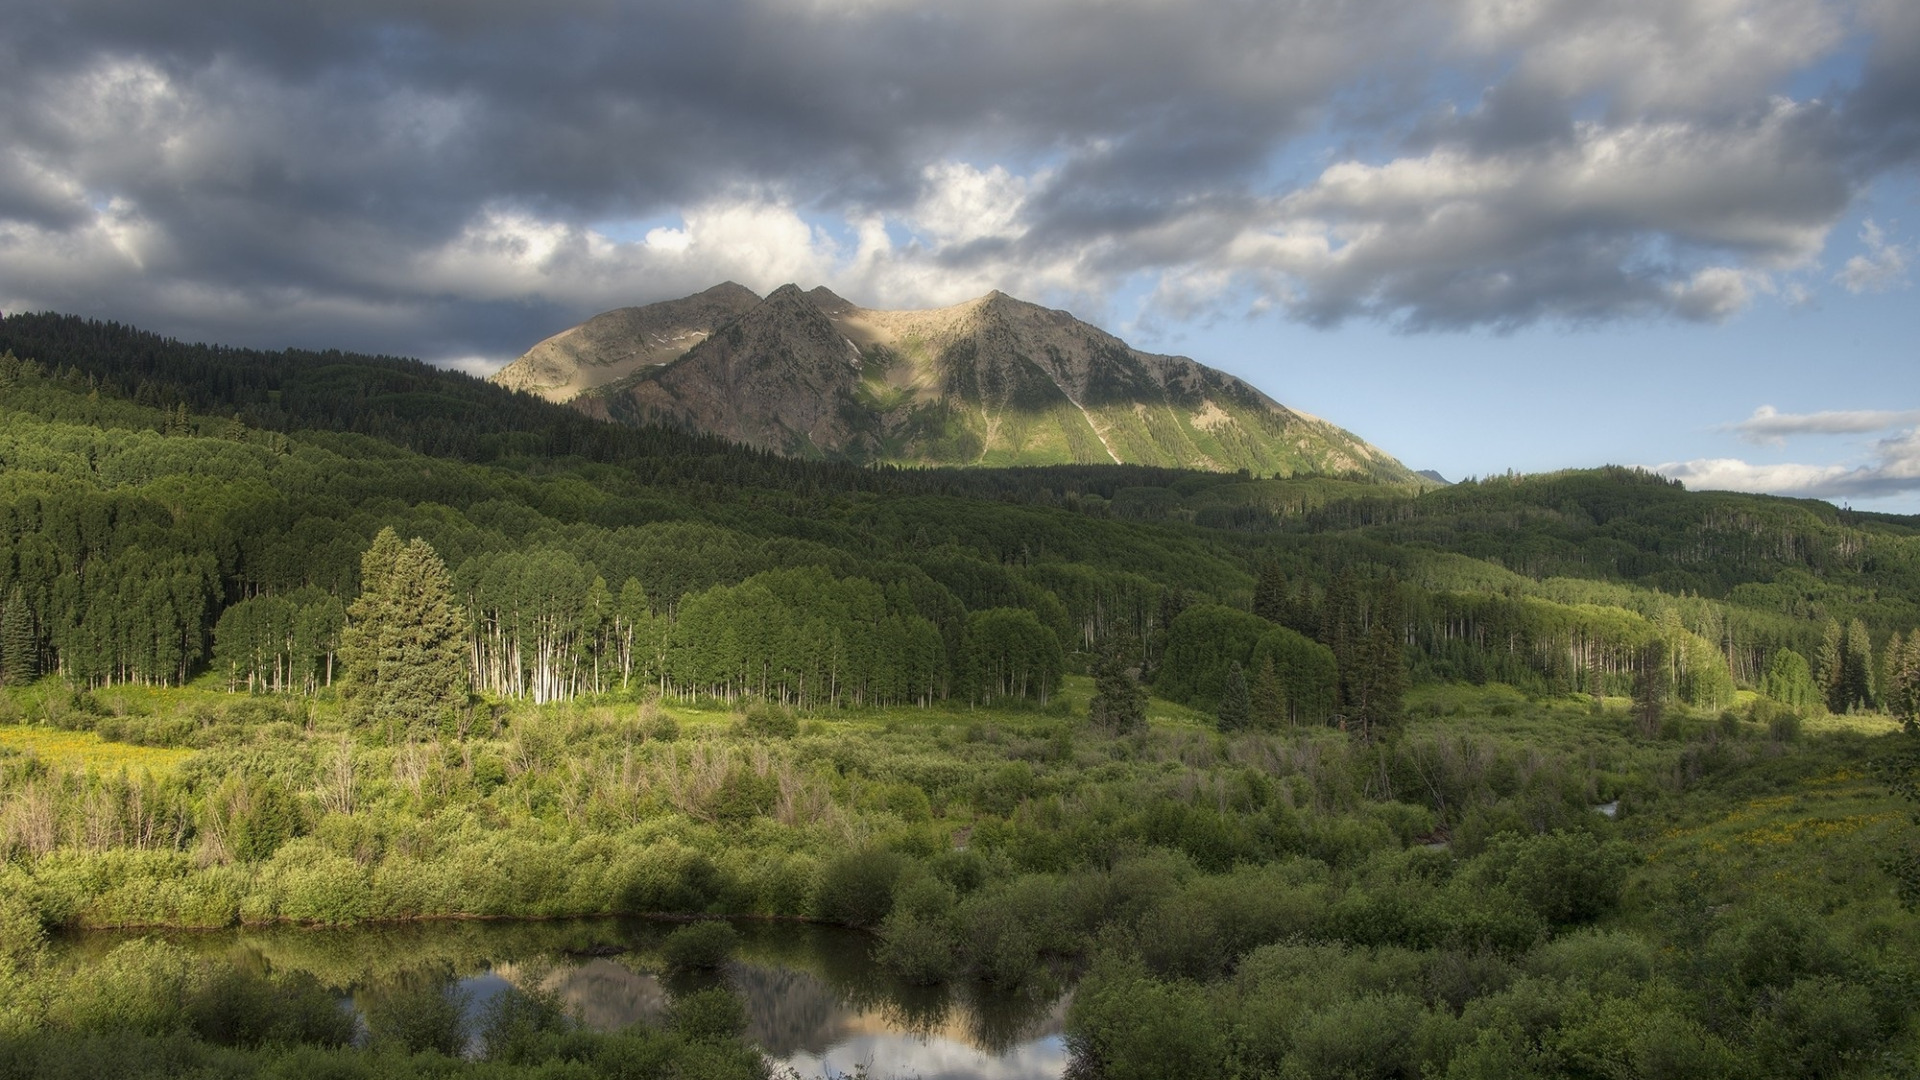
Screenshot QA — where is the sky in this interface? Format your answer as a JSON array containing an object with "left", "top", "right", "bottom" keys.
[{"left": 0, "top": 0, "right": 1915, "bottom": 510}]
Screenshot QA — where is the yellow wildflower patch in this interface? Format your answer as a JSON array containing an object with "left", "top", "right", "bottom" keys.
[{"left": 0, "top": 724, "right": 190, "bottom": 776}]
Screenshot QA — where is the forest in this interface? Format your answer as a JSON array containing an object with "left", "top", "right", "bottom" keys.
[{"left": 0, "top": 313, "right": 1919, "bottom": 1079}]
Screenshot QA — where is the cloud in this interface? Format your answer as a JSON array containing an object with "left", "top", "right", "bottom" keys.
[
  {"left": 0, "top": 0, "right": 1909, "bottom": 360},
  {"left": 1653, "top": 426, "right": 1920, "bottom": 500},
  {"left": 1837, "top": 219, "right": 1911, "bottom": 293},
  {"left": 1729, "top": 404, "right": 1920, "bottom": 444}
]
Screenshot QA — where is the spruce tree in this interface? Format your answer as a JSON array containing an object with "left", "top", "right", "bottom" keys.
[
  {"left": 1354, "top": 577, "right": 1406, "bottom": 742},
  {"left": 1088, "top": 639, "right": 1147, "bottom": 735},
  {"left": 1250, "top": 655, "right": 1286, "bottom": 729},
  {"left": 1217, "top": 660, "right": 1251, "bottom": 732},
  {"left": 340, "top": 529, "right": 469, "bottom": 741},
  {"left": 1633, "top": 640, "right": 1669, "bottom": 738},
  {"left": 1252, "top": 560, "right": 1288, "bottom": 624},
  {"left": 1888, "top": 631, "right": 1920, "bottom": 734},
  {"left": 1843, "top": 618, "right": 1874, "bottom": 712},
  {"left": 0, "top": 587, "right": 35, "bottom": 686},
  {"left": 1818, "top": 619, "right": 1845, "bottom": 713}
]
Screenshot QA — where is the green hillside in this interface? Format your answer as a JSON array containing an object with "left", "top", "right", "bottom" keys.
[{"left": 0, "top": 313, "right": 1917, "bottom": 1078}]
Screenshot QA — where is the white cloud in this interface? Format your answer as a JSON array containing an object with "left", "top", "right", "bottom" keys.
[
  {"left": 1837, "top": 219, "right": 1911, "bottom": 292},
  {"left": 1653, "top": 425, "right": 1920, "bottom": 499},
  {"left": 1729, "top": 404, "right": 1920, "bottom": 444}
]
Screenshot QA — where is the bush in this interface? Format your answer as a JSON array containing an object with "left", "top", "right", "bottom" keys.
[
  {"left": 363, "top": 978, "right": 469, "bottom": 1056},
  {"left": 185, "top": 967, "right": 354, "bottom": 1049},
  {"left": 50, "top": 939, "right": 196, "bottom": 1035},
  {"left": 661, "top": 920, "right": 740, "bottom": 971},
  {"left": 741, "top": 702, "right": 797, "bottom": 739},
  {"left": 814, "top": 849, "right": 908, "bottom": 928},
  {"left": 1280, "top": 993, "right": 1426, "bottom": 1080},
  {"left": 1469, "top": 830, "right": 1637, "bottom": 927},
  {"left": 876, "top": 911, "right": 959, "bottom": 984},
  {"left": 668, "top": 987, "right": 748, "bottom": 1043},
  {"left": 476, "top": 983, "right": 570, "bottom": 1063},
  {"left": 1067, "top": 958, "right": 1229, "bottom": 1080}
]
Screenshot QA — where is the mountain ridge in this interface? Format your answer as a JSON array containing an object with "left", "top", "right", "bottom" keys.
[{"left": 493, "top": 284, "right": 1417, "bottom": 481}]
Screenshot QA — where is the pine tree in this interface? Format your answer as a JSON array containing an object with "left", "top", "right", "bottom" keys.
[
  {"left": 1217, "top": 660, "right": 1251, "bottom": 732},
  {"left": 1353, "top": 577, "right": 1406, "bottom": 742},
  {"left": 1322, "top": 568, "right": 1361, "bottom": 716},
  {"left": 1250, "top": 655, "right": 1286, "bottom": 730},
  {"left": 1633, "top": 640, "right": 1669, "bottom": 738},
  {"left": 340, "top": 529, "right": 469, "bottom": 741},
  {"left": 1843, "top": 618, "right": 1874, "bottom": 712},
  {"left": 1252, "top": 560, "right": 1288, "bottom": 624},
  {"left": 1088, "top": 639, "right": 1147, "bottom": 735},
  {"left": 1887, "top": 631, "right": 1920, "bottom": 734},
  {"left": 0, "top": 587, "right": 36, "bottom": 686},
  {"left": 1817, "top": 619, "right": 1845, "bottom": 713}
]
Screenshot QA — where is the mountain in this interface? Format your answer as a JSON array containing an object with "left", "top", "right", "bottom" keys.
[
  {"left": 492, "top": 284, "right": 1416, "bottom": 481},
  {"left": 491, "top": 282, "right": 762, "bottom": 401}
]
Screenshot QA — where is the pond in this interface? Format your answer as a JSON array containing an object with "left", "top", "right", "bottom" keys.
[{"left": 54, "top": 918, "right": 1072, "bottom": 1080}]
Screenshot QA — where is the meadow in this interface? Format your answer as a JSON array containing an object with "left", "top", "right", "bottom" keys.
[{"left": 1, "top": 676, "right": 1914, "bottom": 1079}]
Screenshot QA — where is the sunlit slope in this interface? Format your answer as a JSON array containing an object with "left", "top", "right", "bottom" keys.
[{"left": 550, "top": 284, "right": 1414, "bottom": 479}]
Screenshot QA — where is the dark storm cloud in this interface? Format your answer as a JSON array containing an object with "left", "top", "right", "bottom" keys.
[{"left": 0, "top": 0, "right": 1910, "bottom": 360}]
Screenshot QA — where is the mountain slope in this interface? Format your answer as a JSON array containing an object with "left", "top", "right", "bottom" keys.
[
  {"left": 507, "top": 284, "right": 1415, "bottom": 480},
  {"left": 491, "top": 282, "right": 761, "bottom": 401}
]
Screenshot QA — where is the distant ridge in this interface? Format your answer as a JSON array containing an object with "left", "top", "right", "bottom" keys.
[{"left": 493, "top": 285, "right": 1416, "bottom": 480}]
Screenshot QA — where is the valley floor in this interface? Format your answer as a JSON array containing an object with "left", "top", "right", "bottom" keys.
[{"left": 1, "top": 680, "right": 1917, "bottom": 1078}]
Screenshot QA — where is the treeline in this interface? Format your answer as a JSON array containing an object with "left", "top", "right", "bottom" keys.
[{"left": 3, "top": 338, "right": 1919, "bottom": 723}]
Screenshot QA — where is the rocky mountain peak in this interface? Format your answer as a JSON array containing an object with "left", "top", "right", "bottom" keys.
[{"left": 503, "top": 283, "right": 1414, "bottom": 480}]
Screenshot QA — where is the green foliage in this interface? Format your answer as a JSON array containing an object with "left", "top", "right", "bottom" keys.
[
  {"left": 958, "top": 608, "right": 1062, "bottom": 704},
  {"left": 0, "top": 587, "right": 36, "bottom": 687},
  {"left": 363, "top": 977, "right": 469, "bottom": 1056},
  {"left": 1761, "top": 647, "right": 1819, "bottom": 710},
  {"left": 339, "top": 529, "right": 469, "bottom": 739},
  {"left": 1249, "top": 627, "right": 1337, "bottom": 726},
  {"left": 1156, "top": 604, "right": 1269, "bottom": 708},
  {"left": 1087, "top": 639, "right": 1147, "bottom": 735},
  {"left": 740, "top": 702, "right": 797, "bottom": 739},
  {"left": 814, "top": 849, "right": 909, "bottom": 928},
  {"left": 667, "top": 987, "right": 748, "bottom": 1044},
  {"left": 1216, "top": 661, "right": 1251, "bottom": 731},
  {"left": 660, "top": 921, "right": 740, "bottom": 971}
]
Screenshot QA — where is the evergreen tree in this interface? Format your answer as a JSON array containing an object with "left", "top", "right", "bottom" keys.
[
  {"left": 1088, "top": 639, "right": 1147, "bottom": 735},
  {"left": 0, "top": 586, "right": 35, "bottom": 686},
  {"left": 1321, "top": 568, "right": 1362, "bottom": 716},
  {"left": 1633, "top": 640, "right": 1669, "bottom": 738},
  {"left": 1887, "top": 631, "right": 1920, "bottom": 734},
  {"left": 1818, "top": 619, "right": 1845, "bottom": 713},
  {"left": 340, "top": 529, "right": 469, "bottom": 740},
  {"left": 1252, "top": 560, "right": 1288, "bottom": 624},
  {"left": 1217, "top": 660, "right": 1251, "bottom": 732},
  {"left": 1250, "top": 655, "right": 1286, "bottom": 730},
  {"left": 1843, "top": 618, "right": 1875, "bottom": 712},
  {"left": 1352, "top": 577, "right": 1406, "bottom": 742}
]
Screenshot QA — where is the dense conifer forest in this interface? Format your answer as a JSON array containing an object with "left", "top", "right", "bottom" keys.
[{"left": 1, "top": 312, "right": 1918, "bottom": 1078}]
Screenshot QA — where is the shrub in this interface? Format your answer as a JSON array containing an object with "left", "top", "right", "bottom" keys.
[
  {"left": 814, "top": 849, "right": 908, "bottom": 928},
  {"left": 363, "top": 978, "right": 469, "bottom": 1056},
  {"left": 185, "top": 967, "right": 354, "bottom": 1049},
  {"left": 476, "top": 983, "right": 570, "bottom": 1063},
  {"left": 876, "top": 911, "right": 959, "bottom": 984},
  {"left": 668, "top": 987, "right": 748, "bottom": 1043},
  {"left": 50, "top": 939, "right": 196, "bottom": 1035},
  {"left": 661, "top": 921, "right": 740, "bottom": 971},
  {"left": 742, "top": 702, "right": 797, "bottom": 739}
]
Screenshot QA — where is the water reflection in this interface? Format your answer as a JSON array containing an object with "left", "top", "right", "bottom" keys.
[{"left": 56, "top": 918, "right": 1068, "bottom": 1080}]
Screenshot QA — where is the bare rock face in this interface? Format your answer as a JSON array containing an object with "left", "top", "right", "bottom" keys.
[
  {"left": 490, "top": 282, "right": 761, "bottom": 402},
  {"left": 495, "top": 283, "right": 1414, "bottom": 480}
]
